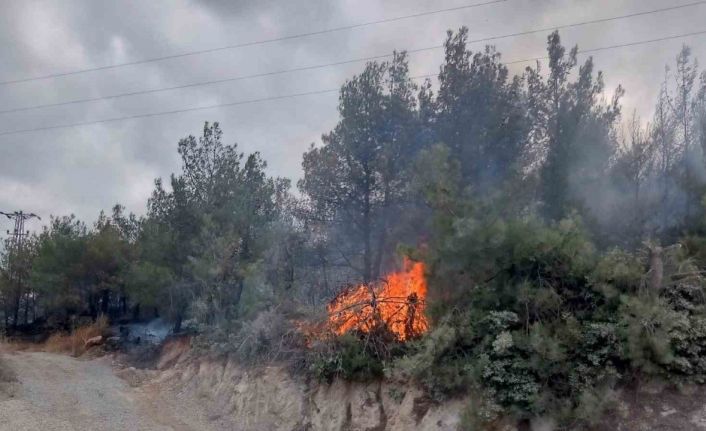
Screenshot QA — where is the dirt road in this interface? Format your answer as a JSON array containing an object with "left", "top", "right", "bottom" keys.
[{"left": 0, "top": 350, "right": 219, "bottom": 431}]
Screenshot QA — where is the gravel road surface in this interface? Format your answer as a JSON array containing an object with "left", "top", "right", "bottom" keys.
[{"left": 0, "top": 350, "right": 214, "bottom": 431}]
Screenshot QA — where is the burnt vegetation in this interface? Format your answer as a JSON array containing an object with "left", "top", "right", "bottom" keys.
[{"left": 3, "top": 28, "right": 706, "bottom": 428}]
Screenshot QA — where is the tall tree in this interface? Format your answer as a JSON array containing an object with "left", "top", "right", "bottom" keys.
[
  {"left": 534, "top": 31, "right": 623, "bottom": 221},
  {"left": 611, "top": 112, "right": 656, "bottom": 245},
  {"left": 139, "top": 122, "right": 280, "bottom": 328},
  {"left": 696, "top": 71, "right": 706, "bottom": 176},
  {"left": 31, "top": 216, "right": 89, "bottom": 324},
  {"left": 0, "top": 236, "right": 37, "bottom": 328},
  {"left": 672, "top": 46, "right": 699, "bottom": 222},
  {"left": 299, "top": 53, "right": 419, "bottom": 284},
  {"left": 436, "top": 27, "right": 529, "bottom": 192},
  {"left": 653, "top": 73, "right": 680, "bottom": 232}
]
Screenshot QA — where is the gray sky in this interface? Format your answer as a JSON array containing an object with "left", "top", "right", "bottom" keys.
[{"left": 0, "top": 0, "right": 704, "bottom": 234}]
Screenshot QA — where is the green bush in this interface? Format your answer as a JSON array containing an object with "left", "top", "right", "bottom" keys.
[
  {"left": 458, "top": 391, "right": 504, "bottom": 431},
  {"left": 393, "top": 320, "right": 472, "bottom": 401},
  {"left": 308, "top": 333, "right": 385, "bottom": 382},
  {"left": 617, "top": 290, "right": 706, "bottom": 382},
  {"left": 390, "top": 213, "right": 706, "bottom": 428}
]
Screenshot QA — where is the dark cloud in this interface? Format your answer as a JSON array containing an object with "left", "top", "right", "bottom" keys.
[{"left": 0, "top": 0, "right": 703, "bottom": 236}]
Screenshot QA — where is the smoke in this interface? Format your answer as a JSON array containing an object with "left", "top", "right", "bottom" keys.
[{"left": 117, "top": 318, "right": 171, "bottom": 344}]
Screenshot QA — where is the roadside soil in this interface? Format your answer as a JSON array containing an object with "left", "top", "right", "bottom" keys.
[
  {"left": 0, "top": 347, "right": 222, "bottom": 431},
  {"left": 6, "top": 342, "right": 706, "bottom": 430}
]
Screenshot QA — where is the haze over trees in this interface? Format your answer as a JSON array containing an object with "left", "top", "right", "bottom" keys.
[{"left": 3, "top": 29, "right": 706, "bottom": 428}]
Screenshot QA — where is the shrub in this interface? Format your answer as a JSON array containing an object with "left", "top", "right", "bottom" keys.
[
  {"left": 196, "top": 308, "right": 308, "bottom": 368},
  {"left": 458, "top": 390, "right": 504, "bottom": 431},
  {"left": 231, "top": 309, "right": 300, "bottom": 362},
  {"left": 393, "top": 320, "right": 472, "bottom": 401},
  {"left": 308, "top": 333, "right": 385, "bottom": 382},
  {"left": 396, "top": 215, "right": 683, "bottom": 427}
]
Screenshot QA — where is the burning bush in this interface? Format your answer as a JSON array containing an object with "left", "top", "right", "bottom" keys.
[
  {"left": 326, "top": 258, "right": 429, "bottom": 342},
  {"left": 301, "top": 260, "right": 430, "bottom": 382}
]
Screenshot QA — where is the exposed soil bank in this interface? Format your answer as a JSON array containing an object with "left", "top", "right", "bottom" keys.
[
  {"left": 121, "top": 338, "right": 706, "bottom": 431},
  {"left": 7, "top": 340, "right": 706, "bottom": 430},
  {"left": 148, "top": 355, "right": 465, "bottom": 430}
]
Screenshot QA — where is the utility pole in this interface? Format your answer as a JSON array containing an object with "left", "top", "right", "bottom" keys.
[
  {"left": 1, "top": 211, "right": 40, "bottom": 329},
  {"left": 1, "top": 211, "right": 40, "bottom": 250}
]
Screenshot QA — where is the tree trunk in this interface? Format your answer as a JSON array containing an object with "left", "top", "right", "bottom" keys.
[
  {"left": 100, "top": 289, "right": 110, "bottom": 316},
  {"left": 362, "top": 166, "right": 372, "bottom": 284},
  {"left": 12, "top": 291, "right": 20, "bottom": 329},
  {"left": 88, "top": 292, "right": 97, "bottom": 320},
  {"left": 173, "top": 313, "right": 183, "bottom": 333},
  {"left": 232, "top": 278, "right": 245, "bottom": 316},
  {"left": 648, "top": 245, "right": 664, "bottom": 292},
  {"left": 373, "top": 229, "right": 387, "bottom": 281},
  {"left": 23, "top": 291, "right": 29, "bottom": 325},
  {"left": 373, "top": 182, "right": 391, "bottom": 281},
  {"left": 363, "top": 215, "right": 372, "bottom": 284}
]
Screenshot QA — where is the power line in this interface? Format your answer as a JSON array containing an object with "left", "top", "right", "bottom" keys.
[
  {"left": 0, "top": 54, "right": 393, "bottom": 115},
  {"left": 465, "top": 0, "right": 706, "bottom": 45},
  {"left": 1, "top": 1, "right": 703, "bottom": 115},
  {"left": 0, "top": 0, "right": 508, "bottom": 86},
  {"left": 0, "top": 88, "right": 339, "bottom": 136},
  {"left": 504, "top": 29, "right": 706, "bottom": 65},
  {"left": 0, "top": 29, "right": 704, "bottom": 138}
]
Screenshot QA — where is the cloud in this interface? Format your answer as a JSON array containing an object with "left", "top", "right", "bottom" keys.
[{"left": 0, "top": 0, "right": 703, "bottom": 234}]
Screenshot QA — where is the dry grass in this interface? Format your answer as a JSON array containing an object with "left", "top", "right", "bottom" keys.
[{"left": 44, "top": 315, "right": 109, "bottom": 357}]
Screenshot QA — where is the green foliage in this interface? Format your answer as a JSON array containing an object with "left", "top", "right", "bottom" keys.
[
  {"left": 124, "top": 261, "right": 173, "bottom": 310},
  {"left": 458, "top": 396, "right": 504, "bottom": 431},
  {"left": 591, "top": 249, "right": 644, "bottom": 292},
  {"left": 618, "top": 295, "right": 681, "bottom": 374},
  {"left": 426, "top": 211, "right": 597, "bottom": 322},
  {"left": 536, "top": 31, "right": 623, "bottom": 222},
  {"left": 397, "top": 198, "right": 706, "bottom": 427},
  {"left": 393, "top": 319, "right": 471, "bottom": 400},
  {"left": 570, "top": 387, "right": 619, "bottom": 427},
  {"left": 0, "top": 121, "right": 297, "bottom": 332},
  {"left": 308, "top": 334, "right": 385, "bottom": 382},
  {"left": 392, "top": 198, "right": 706, "bottom": 427},
  {"left": 298, "top": 52, "right": 419, "bottom": 284},
  {"left": 387, "top": 387, "right": 406, "bottom": 404},
  {"left": 137, "top": 121, "right": 286, "bottom": 329},
  {"left": 436, "top": 28, "right": 529, "bottom": 192},
  {"left": 617, "top": 285, "right": 706, "bottom": 383},
  {"left": 411, "top": 143, "right": 463, "bottom": 219},
  {"left": 31, "top": 212, "right": 134, "bottom": 322}
]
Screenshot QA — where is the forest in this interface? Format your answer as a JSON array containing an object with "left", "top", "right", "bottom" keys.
[{"left": 3, "top": 28, "right": 706, "bottom": 428}]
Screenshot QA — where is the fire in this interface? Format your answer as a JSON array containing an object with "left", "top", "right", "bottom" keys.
[{"left": 327, "top": 258, "right": 429, "bottom": 341}]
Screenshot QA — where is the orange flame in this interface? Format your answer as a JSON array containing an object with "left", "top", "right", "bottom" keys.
[{"left": 327, "top": 258, "right": 429, "bottom": 341}]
